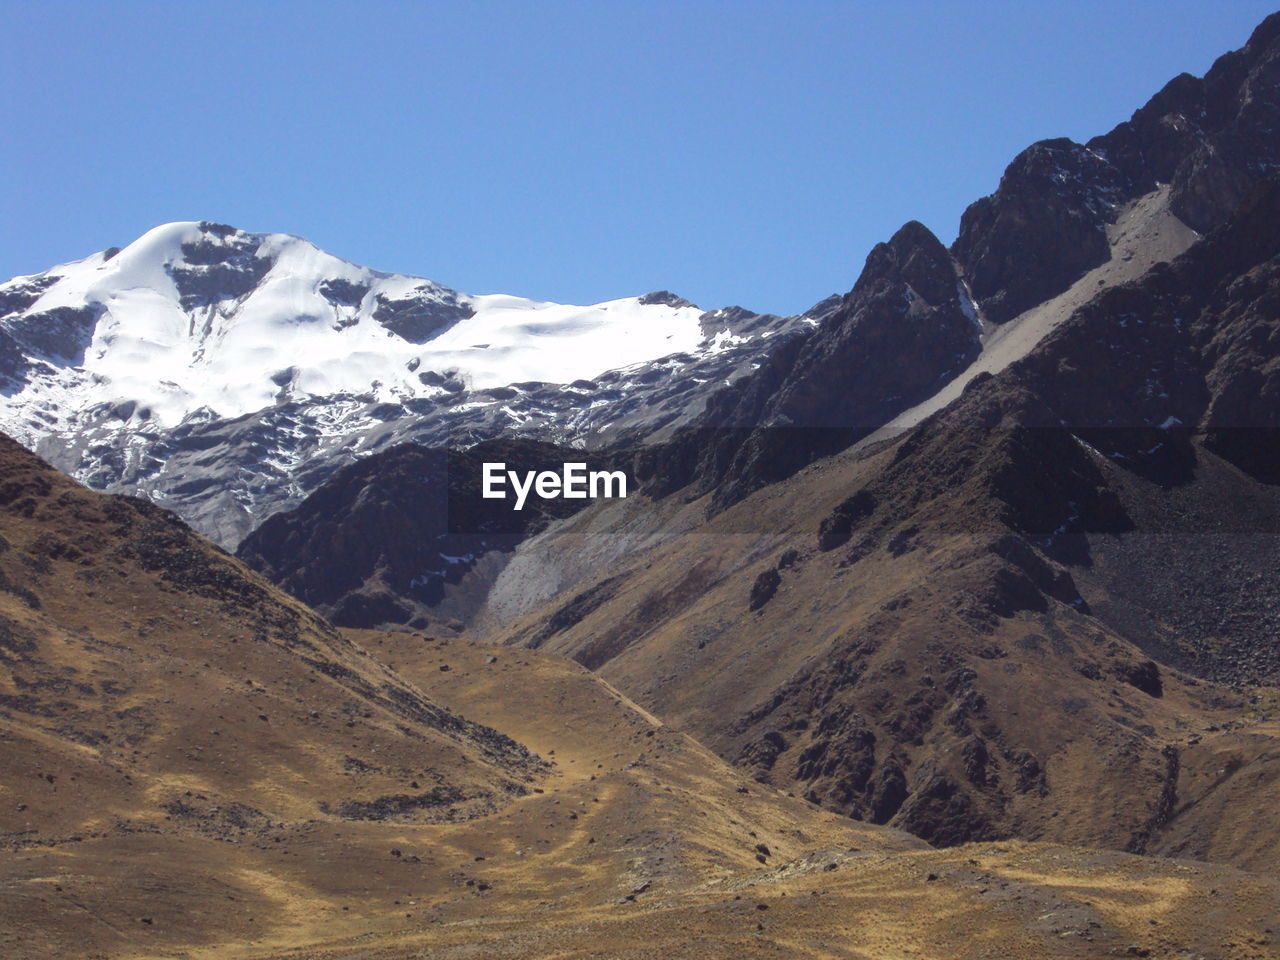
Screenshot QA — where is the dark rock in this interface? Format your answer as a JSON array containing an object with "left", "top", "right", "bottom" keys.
[
  {"left": 171, "top": 225, "right": 273, "bottom": 310},
  {"left": 319, "top": 278, "right": 370, "bottom": 308},
  {"left": 1113, "top": 660, "right": 1163, "bottom": 698},
  {"left": 638, "top": 291, "right": 695, "bottom": 309},
  {"left": 373, "top": 287, "right": 474, "bottom": 344},
  {"left": 954, "top": 16, "right": 1280, "bottom": 323},
  {"left": 868, "top": 759, "right": 908, "bottom": 824},
  {"left": 749, "top": 569, "right": 781, "bottom": 612},
  {"left": 0, "top": 275, "right": 59, "bottom": 319},
  {"left": 817, "top": 490, "right": 877, "bottom": 552},
  {"left": 649, "top": 221, "right": 980, "bottom": 515},
  {"left": 954, "top": 139, "right": 1124, "bottom": 325},
  {"left": 3, "top": 305, "right": 103, "bottom": 365},
  {"left": 525, "top": 576, "right": 623, "bottom": 650}
]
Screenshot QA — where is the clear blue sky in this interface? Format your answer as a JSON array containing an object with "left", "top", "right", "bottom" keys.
[{"left": 2, "top": 1, "right": 1275, "bottom": 315}]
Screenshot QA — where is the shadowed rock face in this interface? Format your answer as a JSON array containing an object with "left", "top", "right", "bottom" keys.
[
  {"left": 638, "top": 290, "right": 696, "bottom": 309},
  {"left": 170, "top": 223, "right": 275, "bottom": 311},
  {"left": 954, "top": 12, "right": 1280, "bottom": 325},
  {"left": 372, "top": 287, "right": 475, "bottom": 344},
  {"left": 0, "top": 305, "right": 103, "bottom": 367},
  {"left": 318, "top": 277, "right": 370, "bottom": 308},
  {"left": 951, "top": 139, "right": 1126, "bottom": 325},
  {"left": 0, "top": 275, "right": 59, "bottom": 318},
  {"left": 0, "top": 277, "right": 101, "bottom": 377},
  {"left": 1010, "top": 174, "right": 1280, "bottom": 486},
  {"left": 633, "top": 219, "right": 980, "bottom": 510},
  {"left": 237, "top": 437, "right": 618, "bottom": 629},
  {"left": 761, "top": 221, "right": 980, "bottom": 431}
]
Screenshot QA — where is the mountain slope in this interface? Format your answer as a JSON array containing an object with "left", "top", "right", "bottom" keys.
[
  {"left": 636, "top": 219, "right": 984, "bottom": 513},
  {"left": 641, "top": 10, "right": 1280, "bottom": 509},
  {"left": 469, "top": 173, "right": 1280, "bottom": 870},
  {"left": 0, "top": 431, "right": 548, "bottom": 833},
  {"left": 954, "top": 11, "right": 1280, "bottom": 324}
]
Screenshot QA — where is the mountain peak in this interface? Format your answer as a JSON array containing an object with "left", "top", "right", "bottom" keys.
[
  {"left": 854, "top": 219, "right": 955, "bottom": 306},
  {"left": 888, "top": 219, "right": 942, "bottom": 251},
  {"left": 954, "top": 12, "right": 1280, "bottom": 324},
  {"left": 0, "top": 223, "right": 722, "bottom": 434},
  {"left": 1246, "top": 9, "right": 1280, "bottom": 51}
]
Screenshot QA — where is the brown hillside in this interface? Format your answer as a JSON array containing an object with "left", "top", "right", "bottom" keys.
[
  {"left": 483, "top": 179, "right": 1280, "bottom": 870},
  {"left": 4, "top": 435, "right": 1278, "bottom": 959}
]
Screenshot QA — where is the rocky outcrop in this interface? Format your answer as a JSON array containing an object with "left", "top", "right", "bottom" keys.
[
  {"left": 372, "top": 286, "right": 475, "bottom": 343},
  {"left": 0, "top": 304, "right": 103, "bottom": 367},
  {"left": 1012, "top": 174, "right": 1280, "bottom": 478},
  {"left": 954, "top": 13, "right": 1280, "bottom": 325}
]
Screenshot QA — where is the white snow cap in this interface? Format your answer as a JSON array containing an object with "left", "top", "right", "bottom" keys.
[{"left": 0, "top": 221, "right": 709, "bottom": 428}]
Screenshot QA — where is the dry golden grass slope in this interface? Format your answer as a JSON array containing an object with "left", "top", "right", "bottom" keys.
[
  {"left": 2, "top": 434, "right": 1279, "bottom": 960},
  {"left": 482, "top": 419, "right": 1280, "bottom": 870}
]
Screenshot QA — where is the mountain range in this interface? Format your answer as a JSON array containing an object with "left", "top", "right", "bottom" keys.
[{"left": 3, "top": 10, "right": 1280, "bottom": 960}]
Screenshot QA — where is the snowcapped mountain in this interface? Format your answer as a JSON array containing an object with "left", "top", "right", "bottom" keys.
[
  {"left": 0, "top": 221, "right": 811, "bottom": 545},
  {"left": 0, "top": 221, "right": 725, "bottom": 426}
]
